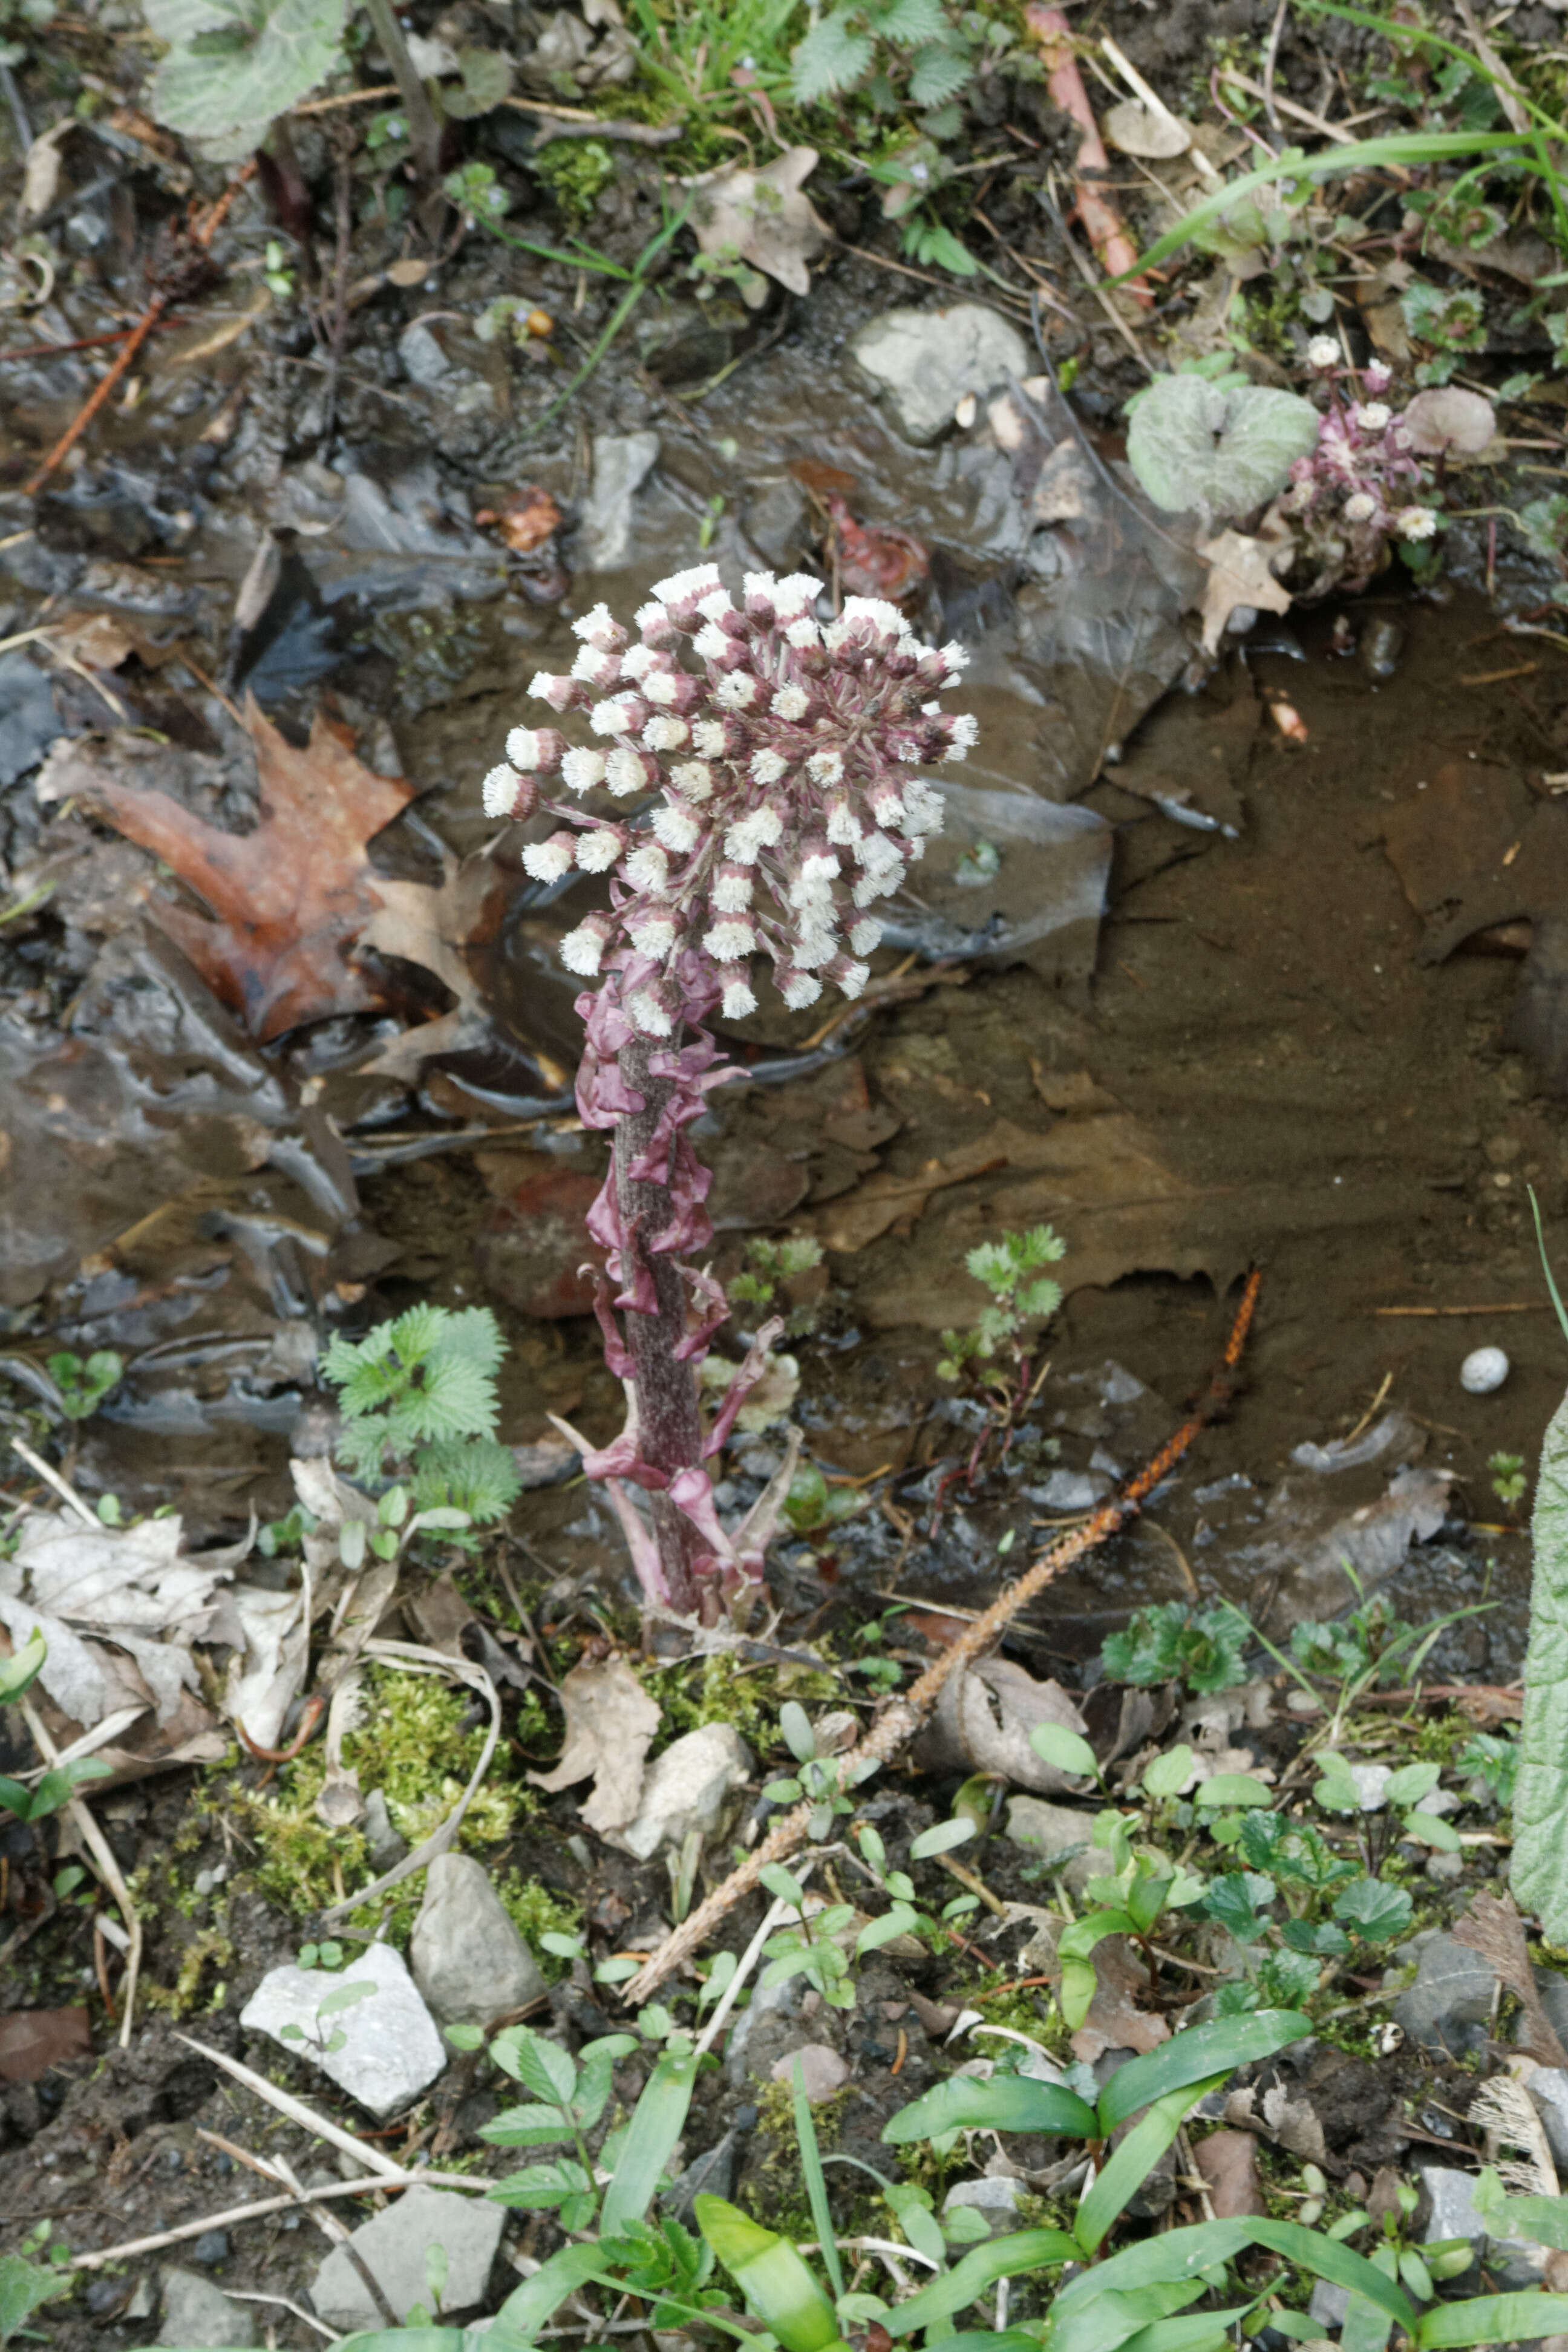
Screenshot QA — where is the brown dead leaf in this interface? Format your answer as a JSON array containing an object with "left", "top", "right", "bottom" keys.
[
  {"left": 813, "top": 1133, "right": 1011, "bottom": 1253},
  {"left": 1194, "top": 2129, "right": 1265, "bottom": 2218},
  {"left": 1070, "top": 1935, "right": 1169, "bottom": 2060},
  {"left": 0, "top": 2006, "right": 91, "bottom": 2082},
  {"left": 1225, "top": 2079, "right": 1328, "bottom": 2164},
  {"left": 912, "top": 1655, "right": 1093, "bottom": 1791},
  {"left": 1452, "top": 1890, "right": 1568, "bottom": 2068},
  {"left": 48, "top": 702, "right": 414, "bottom": 1041},
  {"left": 526, "top": 1654, "right": 661, "bottom": 1837},
  {"left": 354, "top": 846, "right": 514, "bottom": 1082},
  {"left": 1197, "top": 527, "right": 1294, "bottom": 655},
  {"left": 686, "top": 146, "right": 830, "bottom": 304}
]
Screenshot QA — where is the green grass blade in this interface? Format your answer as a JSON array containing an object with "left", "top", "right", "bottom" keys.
[
  {"left": 1076, "top": 2080, "right": 1224, "bottom": 2255},
  {"left": 1096, "top": 2013, "right": 1310, "bottom": 2132},
  {"left": 1115, "top": 130, "right": 1529, "bottom": 280},
  {"left": 792, "top": 2054, "right": 845, "bottom": 2302},
  {"left": 884, "top": 2074, "right": 1097, "bottom": 2145},
  {"left": 599, "top": 2042, "right": 699, "bottom": 2238},
  {"left": 1417, "top": 2293, "right": 1568, "bottom": 2347},
  {"left": 881, "top": 2229, "right": 1080, "bottom": 2336}
]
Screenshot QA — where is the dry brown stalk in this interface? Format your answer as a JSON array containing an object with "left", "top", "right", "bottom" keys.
[{"left": 623, "top": 1271, "right": 1261, "bottom": 2002}]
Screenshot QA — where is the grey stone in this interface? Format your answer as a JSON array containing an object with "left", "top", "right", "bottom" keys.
[
  {"left": 1425, "top": 1850, "right": 1466, "bottom": 1883},
  {"left": 578, "top": 431, "right": 661, "bottom": 570},
  {"left": 1536, "top": 1968, "right": 1568, "bottom": 2051},
  {"left": 608, "top": 1723, "right": 752, "bottom": 1862},
  {"left": 1390, "top": 1933, "right": 1495, "bottom": 2056},
  {"left": 158, "top": 2266, "right": 257, "bottom": 2348},
  {"left": 310, "top": 2181, "right": 505, "bottom": 2330},
  {"left": 363, "top": 1788, "right": 408, "bottom": 1870},
  {"left": 944, "top": 2175, "right": 1024, "bottom": 2235},
  {"left": 399, "top": 321, "right": 451, "bottom": 387},
  {"left": 770, "top": 2042, "right": 849, "bottom": 2101},
  {"left": 662, "top": 2126, "right": 742, "bottom": 2220},
  {"left": 1529, "top": 2067, "right": 1568, "bottom": 2169},
  {"left": 125, "top": 2279, "right": 156, "bottom": 2321},
  {"left": 1309, "top": 2279, "right": 1350, "bottom": 2330},
  {"left": 1004, "top": 1795, "right": 1112, "bottom": 1897},
  {"left": 850, "top": 304, "right": 1031, "bottom": 445},
  {"left": 191, "top": 2232, "right": 229, "bottom": 2267},
  {"left": 1027, "top": 1469, "right": 1110, "bottom": 1512},
  {"left": 411, "top": 1852, "right": 547, "bottom": 2028},
  {"left": 240, "top": 1938, "right": 446, "bottom": 2120},
  {"left": 1418, "top": 2162, "right": 1544, "bottom": 2285}
]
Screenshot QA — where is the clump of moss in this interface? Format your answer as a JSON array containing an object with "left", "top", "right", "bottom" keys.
[
  {"left": 140, "top": 1924, "right": 235, "bottom": 2018},
  {"left": 645, "top": 1651, "right": 837, "bottom": 1758},
  {"left": 495, "top": 1872, "right": 584, "bottom": 1981},
  {"left": 232, "top": 1664, "right": 532, "bottom": 1925},
  {"left": 531, "top": 137, "right": 615, "bottom": 220}
]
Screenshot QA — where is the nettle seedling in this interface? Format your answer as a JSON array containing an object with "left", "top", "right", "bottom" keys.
[
  {"left": 321, "top": 1302, "right": 521, "bottom": 1563},
  {"left": 937, "top": 1224, "right": 1065, "bottom": 1389}
]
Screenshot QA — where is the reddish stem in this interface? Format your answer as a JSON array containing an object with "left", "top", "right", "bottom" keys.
[{"left": 614, "top": 1033, "right": 709, "bottom": 1619}]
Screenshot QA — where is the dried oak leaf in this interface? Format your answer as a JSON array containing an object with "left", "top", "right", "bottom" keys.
[
  {"left": 686, "top": 146, "right": 830, "bottom": 305},
  {"left": 61, "top": 701, "right": 414, "bottom": 1041},
  {"left": 1197, "top": 526, "right": 1294, "bottom": 655},
  {"left": 527, "top": 1653, "right": 661, "bottom": 1837}
]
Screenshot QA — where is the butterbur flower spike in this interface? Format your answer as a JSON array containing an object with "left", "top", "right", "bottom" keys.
[{"left": 485, "top": 569, "right": 978, "bottom": 1621}]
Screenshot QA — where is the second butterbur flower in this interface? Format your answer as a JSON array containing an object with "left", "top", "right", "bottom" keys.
[{"left": 482, "top": 565, "right": 978, "bottom": 1027}]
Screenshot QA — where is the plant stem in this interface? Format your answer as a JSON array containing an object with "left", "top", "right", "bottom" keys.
[
  {"left": 361, "top": 0, "right": 443, "bottom": 186},
  {"left": 615, "top": 1033, "right": 708, "bottom": 1619}
]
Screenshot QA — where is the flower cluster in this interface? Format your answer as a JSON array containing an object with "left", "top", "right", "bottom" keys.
[
  {"left": 481, "top": 564, "right": 977, "bottom": 1034},
  {"left": 1284, "top": 345, "right": 1438, "bottom": 592}
]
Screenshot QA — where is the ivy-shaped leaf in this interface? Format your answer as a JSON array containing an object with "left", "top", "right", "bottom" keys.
[{"left": 1125, "top": 373, "right": 1319, "bottom": 523}]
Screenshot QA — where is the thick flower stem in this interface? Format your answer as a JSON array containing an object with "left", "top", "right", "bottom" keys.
[{"left": 614, "top": 1033, "right": 709, "bottom": 1619}]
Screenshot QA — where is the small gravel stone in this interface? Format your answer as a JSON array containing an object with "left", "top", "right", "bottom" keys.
[
  {"left": 240, "top": 1938, "right": 445, "bottom": 2120},
  {"left": 770, "top": 2042, "right": 849, "bottom": 2102},
  {"left": 1460, "top": 1345, "right": 1509, "bottom": 1393},
  {"left": 411, "top": 1852, "right": 547, "bottom": 2028},
  {"left": 190, "top": 2232, "right": 229, "bottom": 2267},
  {"left": 310, "top": 2182, "right": 505, "bottom": 2330},
  {"left": 850, "top": 303, "right": 1031, "bottom": 445},
  {"left": 158, "top": 2265, "right": 256, "bottom": 2347},
  {"left": 607, "top": 1723, "right": 752, "bottom": 1861},
  {"left": 945, "top": 2175, "right": 1024, "bottom": 2236},
  {"left": 1390, "top": 1932, "right": 1495, "bottom": 2056}
]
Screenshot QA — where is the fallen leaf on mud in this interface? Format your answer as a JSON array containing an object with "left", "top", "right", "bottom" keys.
[
  {"left": 912, "top": 1655, "right": 1093, "bottom": 1792},
  {"left": 211, "top": 1580, "right": 307, "bottom": 1754},
  {"left": 0, "top": 2006, "right": 91, "bottom": 2083},
  {"left": 0, "top": 1509, "right": 246, "bottom": 1726},
  {"left": 1196, "top": 527, "right": 1294, "bottom": 655},
  {"left": 1070, "top": 1935, "right": 1169, "bottom": 2060},
  {"left": 1103, "top": 96, "right": 1191, "bottom": 158},
  {"left": 355, "top": 848, "right": 511, "bottom": 1083},
  {"left": 814, "top": 1133, "right": 1012, "bottom": 1253},
  {"left": 38, "top": 702, "right": 415, "bottom": 1040},
  {"left": 1194, "top": 2129, "right": 1265, "bottom": 2218},
  {"left": 1226, "top": 2079, "right": 1328, "bottom": 2164},
  {"left": 824, "top": 493, "right": 929, "bottom": 604},
  {"left": 527, "top": 1654, "right": 661, "bottom": 1835},
  {"left": 1401, "top": 386, "right": 1497, "bottom": 456},
  {"left": 686, "top": 146, "right": 830, "bottom": 303},
  {"left": 1452, "top": 1890, "right": 1568, "bottom": 2068}
]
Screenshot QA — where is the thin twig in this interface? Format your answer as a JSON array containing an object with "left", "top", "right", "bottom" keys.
[
  {"left": 8, "top": 1434, "right": 99, "bottom": 1524},
  {"left": 70, "top": 2177, "right": 396, "bottom": 2270},
  {"left": 624, "top": 1272, "right": 1262, "bottom": 2000},
  {"left": 21, "top": 1696, "right": 141, "bottom": 2047}
]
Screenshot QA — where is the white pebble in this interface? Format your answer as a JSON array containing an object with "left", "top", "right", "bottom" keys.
[{"left": 1460, "top": 1345, "right": 1509, "bottom": 1394}]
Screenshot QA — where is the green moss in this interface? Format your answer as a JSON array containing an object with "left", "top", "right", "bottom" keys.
[
  {"left": 495, "top": 1873, "right": 583, "bottom": 1981},
  {"left": 231, "top": 1663, "right": 534, "bottom": 1926},
  {"left": 644, "top": 1651, "right": 836, "bottom": 1759},
  {"left": 740, "top": 2079, "right": 861, "bottom": 2239},
  {"left": 531, "top": 137, "right": 616, "bottom": 221},
  {"left": 140, "top": 1925, "right": 236, "bottom": 2019}
]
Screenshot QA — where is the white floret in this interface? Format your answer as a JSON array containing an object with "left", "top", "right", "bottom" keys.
[
  {"left": 482, "top": 764, "right": 521, "bottom": 816},
  {"left": 560, "top": 747, "right": 607, "bottom": 795}
]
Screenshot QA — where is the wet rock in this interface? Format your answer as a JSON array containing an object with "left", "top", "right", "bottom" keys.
[
  {"left": 771, "top": 2043, "right": 850, "bottom": 2101},
  {"left": 191, "top": 2232, "right": 229, "bottom": 2267},
  {"left": 411, "top": 1851, "right": 547, "bottom": 2028},
  {"left": 1528, "top": 2067, "right": 1568, "bottom": 2167},
  {"left": 663, "top": 2126, "right": 742, "bottom": 2219},
  {"left": 0, "top": 650, "right": 60, "bottom": 786},
  {"left": 475, "top": 1164, "right": 607, "bottom": 1318},
  {"left": 158, "top": 2266, "right": 256, "bottom": 2348},
  {"left": 944, "top": 2175, "right": 1024, "bottom": 2234},
  {"left": 1004, "top": 1795, "right": 1112, "bottom": 1896},
  {"left": 606, "top": 1723, "right": 753, "bottom": 1862},
  {"left": 851, "top": 304, "right": 1031, "bottom": 445},
  {"left": 1390, "top": 1932, "right": 1495, "bottom": 2057},
  {"left": 577, "top": 431, "right": 661, "bottom": 571},
  {"left": 310, "top": 2181, "right": 505, "bottom": 2330},
  {"left": 240, "top": 1938, "right": 446, "bottom": 2119},
  {"left": 362, "top": 1788, "right": 408, "bottom": 1871}
]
